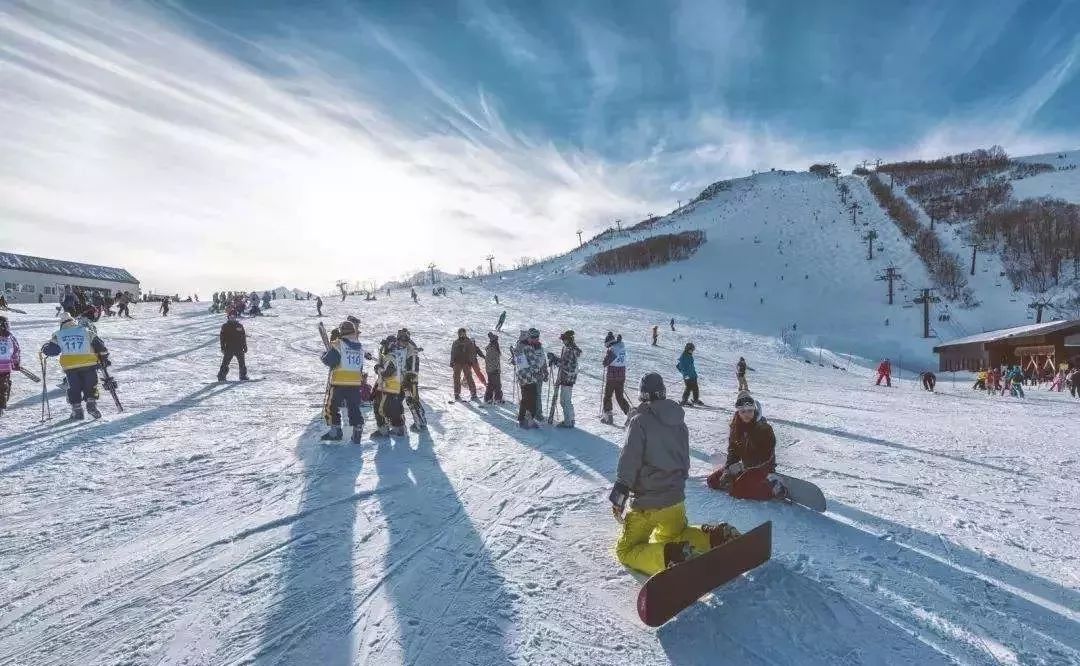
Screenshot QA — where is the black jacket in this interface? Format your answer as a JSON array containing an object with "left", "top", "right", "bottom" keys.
[{"left": 220, "top": 321, "right": 247, "bottom": 353}]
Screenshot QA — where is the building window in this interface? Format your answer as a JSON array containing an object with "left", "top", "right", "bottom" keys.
[
  {"left": 43, "top": 286, "right": 57, "bottom": 295},
  {"left": 21, "top": 284, "right": 34, "bottom": 293},
  {"left": 4, "top": 282, "right": 15, "bottom": 292}
]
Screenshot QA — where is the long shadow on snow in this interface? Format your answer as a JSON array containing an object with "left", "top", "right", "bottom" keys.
[
  {"left": 253, "top": 417, "right": 366, "bottom": 665},
  {"left": 4, "top": 337, "right": 218, "bottom": 411},
  {"left": 0, "top": 382, "right": 238, "bottom": 475},
  {"left": 667, "top": 487, "right": 1079, "bottom": 664},
  {"left": 369, "top": 431, "right": 516, "bottom": 664}
]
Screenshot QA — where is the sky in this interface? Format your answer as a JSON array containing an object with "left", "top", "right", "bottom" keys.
[{"left": 2, "top": 0, "right": 1080, "bottom": 295}]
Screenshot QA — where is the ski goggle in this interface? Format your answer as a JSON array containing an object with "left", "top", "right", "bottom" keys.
[{"left": 735, "top": 405, "right": 756, "bottom": 414}]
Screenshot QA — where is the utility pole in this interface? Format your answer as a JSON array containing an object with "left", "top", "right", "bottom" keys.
[
  {"left": 863, "top": 229, "right": 878, "bottom": 260},
  {"left": 576, "top": 230, "right": 583, "bottom": 247},
  {"left": 848, "top": 201, "right": 861, "bottom": 226},
  {"left": 913, "top": 288, "right": 940, "bottom": 338},
  {"left": 966, "top": 242, "right": 981, "bottom": 276},
  {"left": 428, "top": 263, "right": 437, "bottom": 285},
  {"left": 876, "top": 266, "right": 902, "bottom": 304},
  {"left": 485, "top": 255, "right": 495, "bottom": 275},
  {"left": 1028, "top": 298, "right": 1052, "bottom": 323}
]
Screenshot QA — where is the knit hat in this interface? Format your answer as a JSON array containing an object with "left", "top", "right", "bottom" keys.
[
  {"left": 528, "top": 327, "right": 540, "bottom": 339},
  {"left": 560, "top": 329, "right": 575, "bottom": 342},
  {"left": 339, "top": 320, "right": 357, "bottom": 336},
  {"left": 685, "top": 342, "right": 695, "bottom": 352},
  {"left": 604, "top": 331, "right": 616, "bottom": 346},
  {"left": 488, "top": 331, "right": 498, "bottom": 341},
  {"left": 639, "top": 373, "right": 666, "bottom": 401},
  {"left": 735, "top": 391, "right": 756, "bottom": 408}
]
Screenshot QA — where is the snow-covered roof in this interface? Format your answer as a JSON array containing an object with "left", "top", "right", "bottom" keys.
[
  {"left": 0, "top": 252, "right": 139, "bottom": 284},
  {"left": 935, "top": 319, "right": 1080, "bottom": 349}
]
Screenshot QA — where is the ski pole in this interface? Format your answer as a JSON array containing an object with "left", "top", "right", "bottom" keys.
[{"left": 39, "top": 353, "right": 50, "bottom": 422}]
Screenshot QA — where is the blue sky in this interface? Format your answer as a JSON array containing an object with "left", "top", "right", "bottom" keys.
[{"left": 2, "top": 0, "right": 1079, "bottom": 293}]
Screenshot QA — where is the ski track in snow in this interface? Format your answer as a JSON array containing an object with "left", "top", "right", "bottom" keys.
[{"left": 0, "top": 295, "right": 1077, "bottom": 666}]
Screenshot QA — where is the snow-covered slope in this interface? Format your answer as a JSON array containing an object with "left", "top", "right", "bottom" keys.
[
  {"left": 490, "top": 170, "right": 1045, "bottom": 370},
  {"left": 1, "top": 296, "right": 1077, "bottom": 665},
  {"left": 1013, "top": 150, "right": 1080, "bottom": 203}
]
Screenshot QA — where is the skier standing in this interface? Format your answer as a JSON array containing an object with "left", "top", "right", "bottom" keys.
[
  {"left": 159, "top": 297, "right": 170, "bottom": 317},
  {"left": 875, "top": 358, "right": 892, "bottom": 387},
  {"left": 450, "top": 328, "right": 480, "bottom": 401},
  {"left": 736, "top": 356, "right": 752, "bottom": 391},
  {"left": 676, "top": 343, "right": 703, "bottom": 405},
  {"left": 669, "top": 317, "right": 675, "bottom": 332},
  {"left": 651, "top": 326, "right": 659, "bottom": 346},
  {"left": 601, "top": 332, "right": 630, "bottom": 425},
  {"left": 217, "top": 311, "right": 249, "bottom": 381},
  {"left": 372, "top": 335, "right": 407, "bottom": 437},
  {"left": 496, "top": 310, "right": 507, "bottom": 332},
  {"left": 410, "top": 287, "right": 418, "bottom": 303},
  {"left": 0, "top": 316, "right": 21, "bottom": 416},
  {"left": 513, "top": 328, "right": 547, "bottom": 428},
  {"left": 919, "top": 371, "right": 936, "bottom": 392},
  {"left": 483, "top": 332, "right": 504, "bottom": 404},
  {"left": 41, "top": 311, "right": 109, "bottom": 420},
  {"left": 315, "top": 296, "right": 323, "bottom": 317},
  {"left": 262, "top": 291, "right": 271, "bottom": 310},
  {"left": 397, "top": 328, "right": 426, "bottom": 432},
  {"left": 548, "top": 330, "right": 580, "bottom": 428},
  {"left": 319, "top": 319, "right": 365, "bottom": 443},
  {"left": 610, "top": 373, "right": 740, "bottom": 576},
  {"left": 706, "top": 392, "right": 786, "bottom": 500}
]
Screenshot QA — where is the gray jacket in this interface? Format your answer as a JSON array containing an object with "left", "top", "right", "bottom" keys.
[{"left": 615, "top": 398, "right": 690, "bottom": 510}]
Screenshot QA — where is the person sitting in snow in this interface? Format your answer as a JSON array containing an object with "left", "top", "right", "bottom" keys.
[
  {"left": 610, "top": 373, "right": 741, "bottom": 576},
  {"left": 706, "top": 392, "right": 787, "bottom": 500}
]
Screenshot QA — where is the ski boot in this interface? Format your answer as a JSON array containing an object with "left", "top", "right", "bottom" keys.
[
  {"left": 239, "top": 375, "right": 250, "bottom": 381},
  {"left": 599, "top": 411, "right": 614, "bottom": 425},
  {"left": 409, "top": 422, "right": 426, "bottom": 433},
  {"left": 68, "top": 403, "right": 84, "bottom": 421},
  {"left": 320, "top": 426, "right": 343, "bottom": 441},
  {"left": 556, "top": 420, "right": 574, "bottom": 429},
  {"left": 86, "top": 400, "right": 102, "bottom": 420},
  {"left": 679, "top": 400, "right": 692, "bottom": 407},
  {"left": 529, "top": 418, "right": 542, "bottom": 429},
  {"left": 350, "top": 426, "right": 364, "bottom": 444},
  {"left": 700, "top": 523, "right": 742, "bottom": 549},
  {"left": 692, "top": 399, "right": 706, "bottom": 407},
  {"left": 663, "top": 541, "right": 693, "bottom": 568},
  {"left": 391, "top": 425, "right": 407, "bottom": 437},
  {"left": 470, "top": 394, "right": 480, "bottom": 402},
  {"left": 216, "top": 375, "right": 227, "bottom": 382},
  {"left": 518, "top": 418, "right": 535, "bottom": 430},
  {"left": 370, "top": 425, "right": 390, "bottom": 439},
  {"left": 766, "top": 473, "right": 788, "bottom": 500}
]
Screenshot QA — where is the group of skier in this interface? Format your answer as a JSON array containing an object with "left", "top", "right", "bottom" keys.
[{"left": 972, "top": 362, "right": 1080, "bottom": 398}]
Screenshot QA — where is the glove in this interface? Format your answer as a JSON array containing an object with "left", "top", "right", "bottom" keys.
[
  {"left": 725, "top": 461, "right": 745, "bottom": 477},
  {"left": 609, "top": 482, "right": 629, "bottom": 522},
  {"left": 547, "top": 352, "right": 559, "bottom": 365}
]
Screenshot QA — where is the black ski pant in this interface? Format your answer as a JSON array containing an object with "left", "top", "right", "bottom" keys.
[
  {"left": 118, "top": 303, "right": 130, "bottom": 318},
  {"left": 0, "top": 372, "right": 10, "bottom": 409},
  {"left": 484, "top": 370, "right": 503, "bottom": 402},
  {"left": 682, "top": 378, "right": 699, "bottom": 403},
  {"left": 922, "top": 375, "right": 936, "bottom": 391},
  {"left": 518, "top": 382, "right": 539, "bottom": 421},
  {"left": 603, "top": 378, "right": 630, "bottom": 415},
  {"left": 452, "top": 364, "right": 477, "bottom": 399},
  {"left": 218, "top": 351, "right": 247, "bottom": 380},
  {"left": 328, "top": 385, "right": 364, "bottom": 427},
  {"left": 375, "top": 391, "right": 405, "bottom": 428},
  {"left": 66, "top": 367, "right": 98, "bottom": 404}
]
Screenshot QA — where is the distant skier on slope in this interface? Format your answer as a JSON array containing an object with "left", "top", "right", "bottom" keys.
[
  {"left": 410, "top": 287, "right": 418, "bottom": 304},
  {"left": 315, "top": 296, "right": 323, "bottom": 317},
  {"left": 736, "top": 356, "right": 753, "bottom": 392},
  {"left": 159, "top": 298, "right": 170, "bottom": 317},
  {"left": 495, "top": 310, "right": 507, "bottom": 332},
  {"left": 41, "top": 311, "right": 110, "bottom": 420},
  {"left": 547, "top": 330, "right": 581, "bottom": 428},
  {"left": 0, "top": 316, "right": 22, "bottom": 417},
  {"left": 601, "top": 332, "right": 630, "bottom": 425},
  {"left": 706, "top": 392, "right": 787, "bottom": 500},
  {"left": 919, "top": 371, "right": 936, "bottom": 392},
  {"left": 217, "top": 311, "right": 249, "bottom": 381},
  {"left": 652, "top": 326, "right": 659, "bottom": 346},
  {"left": 513, "top": 328, "right": 547, "bottom": 428},
  {"left": 319, "top": 318, "right": 366, "bottom": 443},
  {"left": 669, "top": 317, "right": 675, "bottom": 332},
  {"left": 611, "top": 373, "right": 741, "bottom": 576},
  {"left": 875, "top": 358, "right": 892, "bottom": 387},
  {"left": 676, "top": 343, "right": 704, "bottom": 406}
]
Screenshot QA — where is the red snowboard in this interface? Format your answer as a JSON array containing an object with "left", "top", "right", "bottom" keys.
[{"left": 636, "top": 521, "right": 772, "bottom": 627}]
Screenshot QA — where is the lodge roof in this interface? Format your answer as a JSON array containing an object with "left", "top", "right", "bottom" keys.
[
  {"left": 0, "top": 252, "right": 139, "bottom": 285},
  {"left": 933, "top": 319, "right": 1080, "bottom": 351}
]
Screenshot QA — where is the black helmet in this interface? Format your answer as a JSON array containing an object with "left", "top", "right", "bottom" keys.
[
  {"left": 339, "top": 320, "right": 357, "bottom": 336},
  {"left": 0, "top": 315, "right": 8, "bottom": 334},
  {"left": 560, "top": 329, "right": 575, "bottom": 342},
  {"left": 639, "top": 373, "right": 665, "bottom": 402}
]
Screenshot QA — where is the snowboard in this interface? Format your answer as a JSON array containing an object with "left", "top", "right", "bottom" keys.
[
  {"left": 637, "top": 521, "right": 772, "bottom": 627},
  {"left": 775, "top": 474, "right": 826, "bottom": 512}
]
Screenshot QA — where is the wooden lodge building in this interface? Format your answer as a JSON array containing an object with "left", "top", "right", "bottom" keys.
[{"left": 933, "top": 319, "right": 1080, "bottom": 373}]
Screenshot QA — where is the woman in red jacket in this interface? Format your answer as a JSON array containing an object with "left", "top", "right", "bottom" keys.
[{"left": 706, "top": 392, "right": 785, "bottom": 500}]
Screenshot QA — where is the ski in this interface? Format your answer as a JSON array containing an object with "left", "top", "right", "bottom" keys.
[
  {"left": 0, "top": 306, "right": 27, "bottom": 314},
  {"left": 98, "top": 355, "right": 123, "bottom": 413},
  {"left": 637, "top": 521, "right": 772, "bottom": 627},
  {"left": 317, "top": 322, "right": 332, "bottom": 425},
  {"left": 18, "top": 367, "right": 41, "bottom": 383}
]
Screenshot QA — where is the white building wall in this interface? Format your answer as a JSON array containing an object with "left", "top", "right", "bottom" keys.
[{"left": 0, "top": 267, "right": 140, "bottom": 303}]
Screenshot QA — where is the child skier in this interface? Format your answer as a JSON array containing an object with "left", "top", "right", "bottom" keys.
[
  {"left": 372, "top": 335, "right": 407, "bottom": 437},
  {"left": 217, "top": 311, "right": 249, "bottom": 381},
  {"left": 483, "top": 332, "right": 504, "bottom": 404},
  {"left": 548, "top": 330, "right": 580, "bottom": 428},
  {"left": 676, "top": 343, "right": 703, "bottom": 406},
  {"left": 41, "top": 312, "right": 109, "bottom": 420},
  {"left": 601, "top": 332, "right": 630, "bottom": 424},
  {"left": 319, "top": 319, "right": 365, "bottom": 443},
  {"left": 610, "top": 373, "right": 741, "bottom": 576},
  {"left": 706, "top": 392, "right": 787, "bottom": 500},
  {"left": 875, "top": 358, "right": 892, "bottom": 387},
  {"left": 397, "top": 328, "right": 426, "bottom": 432},
  {"left": 0, "top": 316, "right": 21, "bottom": 416},
  {"left": 513, "top": 328, "right": 547, "bottom": 429}
]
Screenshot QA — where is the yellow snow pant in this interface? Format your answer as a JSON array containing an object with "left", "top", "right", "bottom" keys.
[{"left": 615, "top": 501, "right": 711, "bottom": 576}]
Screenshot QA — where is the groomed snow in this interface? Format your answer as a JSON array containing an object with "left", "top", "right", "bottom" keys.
[{"left": 1, "top": 294, "right": 1077, "bottom": 665}]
